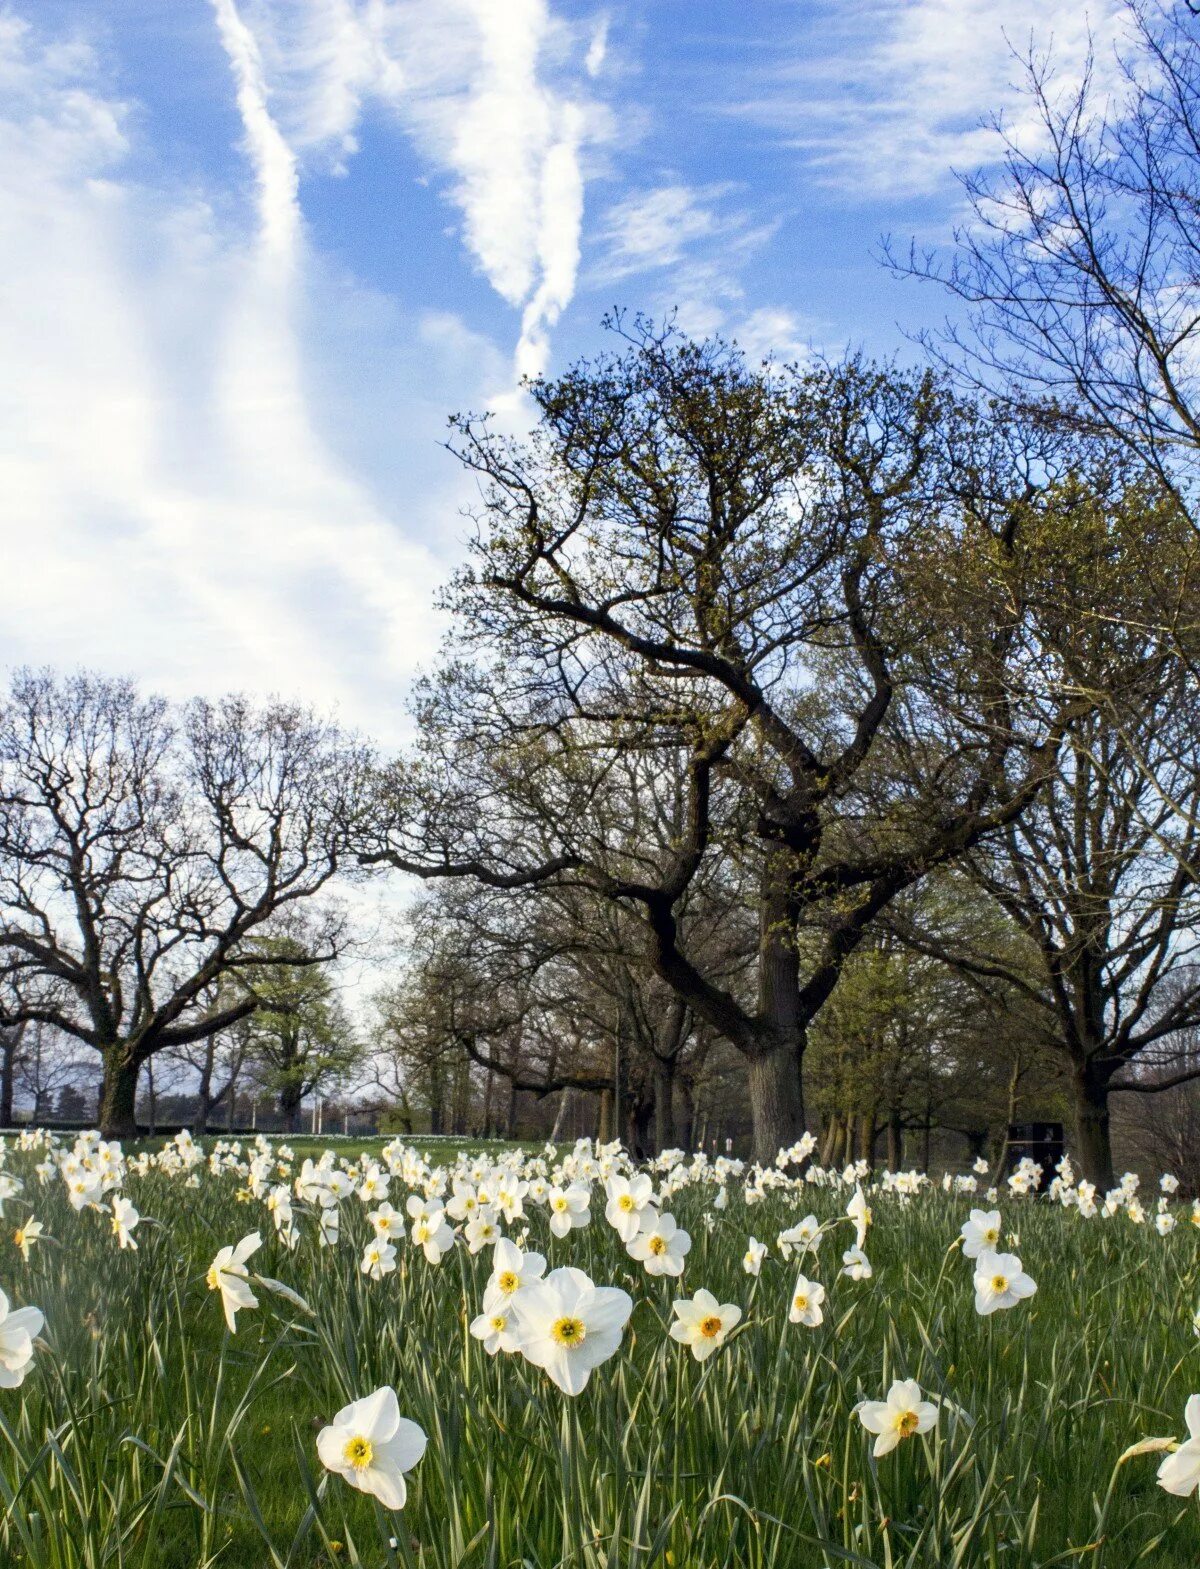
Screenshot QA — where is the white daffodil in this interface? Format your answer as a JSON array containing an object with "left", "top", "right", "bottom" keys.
[
  {"left": 464, "top": 1207, "right": 501, "bottom": 1254},
  {"left": 1158, "top": 1395, "right": 1200, "bottom": 1496},
  {"left": 317, "top": 1386, "right": 426, "bottom": 1510},
  {"left": 604, "top": 1173, "right": 656, "bottom": 1242},
  {"left": 0, "top": 1288, "right": 43, "bottom": 1388},
  {"left": 12, "top": 1217, "right": 44, "bottom": 1261},
  {"left": 547, "top": 1184, "right": 591, "bottom": 1238},
  {"left": 841, "top": 1244, "right": 872, "bottom": 1281},
  {"left": 973, "top": 1249, "right": 1037, "bottom": 1316},
  {"left": 778, "top": 1214, "right": 820, "bottom": 1259},
  {"left": 206, "top": 1232, "right": 261, "bottom": 1332},
  {"left": 110, "top": 1195, "right": 140, "bottom": 1251},
  {"left": 361, "top": 1240, "right": 397, "bottom": 1280},
  {"left": 670, "top": 1288, "right": 742, "bottom": 1361},
  {"left": 626, "top": 1211, "right": 691, "bottom": 1277},
  {"left": 509, "top": 1265, "right": 632, "bottom": 1395},
  {"left": 487, "top": 1237, "right": 545, "bottom": 1299},
  {"left": 743, "top": 1236, "right": 767, "bottom": 1276},
  {"left": 408, "top": 1201, "right": 455, "bottom": 1263},
  {"left": 788, "top": 1271, "right": 825, "bottom": 1326},
  {"left": 847, "top": 1185, "right": 871, "bottom": 1248},
  {"left": 960, "top": 1209, "right": 1002, "bottom": 1259},
  {"left": 470, "top": 1292, "right": 521, "bottom": 1355},
  {"left": 856, "top": 1378, "right": 939, "bottom": 1456},
  {"left": 368, "top": 1202, "right": 405, "bottom": 1241}
]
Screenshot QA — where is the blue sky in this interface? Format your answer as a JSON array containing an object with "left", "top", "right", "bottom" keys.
[{"left": 0, "top": 0, "right": 1133, "bottom": 744}]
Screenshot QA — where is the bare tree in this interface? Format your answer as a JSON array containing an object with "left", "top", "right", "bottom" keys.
[
  {"left": 891, "top": 5, "right": 1200, "bottom": 499},
  {"left": 0, "top": 670, "right": 364, "bottom": 1138},
  {"left": 362, "top": 322, "right": 1091, "bottom": 1160}
]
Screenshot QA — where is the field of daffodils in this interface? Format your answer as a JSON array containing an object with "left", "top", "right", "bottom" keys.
[{"left": 0, "top": 1128, "right": 1196, "bottom": 1568}]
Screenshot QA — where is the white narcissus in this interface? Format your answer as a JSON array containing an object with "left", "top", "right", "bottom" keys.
[
  {"left": 972, "top": 1250, "right": 1037, "bottom": 1316},
  {"left": 206, "top": 1232, "right": 261, "bottom": 1332},
  {"left": 847, "top": 1186, "right": 871, "bottom": 1249},
  {"left": 788, "top": 1273, "right": 825, "bottom": 1327},
  {"left": 670, "top": 1289, "right": 742, "bottom": 1361},
  {"left": 470, "top": 1290, "right": 522, "bottom": 1355},
  {"left": 317, "top": 1386, "right": 427, "bottom": 1509},
  {"left": 841, "top": 1244, "right": 872, "bottom": 1281},
  {"left": 487, "top": 1237, "right": 545, "bottom": 1299},
  {"left": 509, "top": 1266, "right": 632, "bottom": 1395},
  {"left": 0, "top": 1288, "right": 43, "bottom": 1388},
  {"left": 1157, "top": 1395, "right": 1200, "bottom": 1496},
  {"left": 743, "top": 1236, "right": 767, "bottom": 1276},
  {"left": 604, "top": 1174, "right": 656, "bottom": 1242},
  {"left": 627, "top": 1211, "right": 691, "bottom": 1277},
  {"left": 856, "top": 1378, "right": 939, "bottom": 1456},
  {"left": 960, "top": 1209, "right": 1002, "bottom": 1259},
  {"left": 547, "top": 1184, "right": 591, "bottom": 1238},
  {"left": 110, "top": 1195, "right": 140, "bottom": 1251}
]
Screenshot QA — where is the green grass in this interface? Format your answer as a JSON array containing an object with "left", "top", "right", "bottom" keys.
[{"left": 0, "top": 1145, "right": 1197, "bottom": 1568}]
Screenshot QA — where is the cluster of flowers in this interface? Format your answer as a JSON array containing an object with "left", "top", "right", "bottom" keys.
[{"left": 1, "top": 1126, "right": 1199, "bottom": 1509}]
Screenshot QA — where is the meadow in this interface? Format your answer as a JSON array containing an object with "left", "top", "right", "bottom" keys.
[{"left": 0, "top": 1131, "right": 1196, "bottom": 1569}]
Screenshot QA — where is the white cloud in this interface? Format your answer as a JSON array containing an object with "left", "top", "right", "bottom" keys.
[
  {"left": 0, "top": 12, "right": 474, "bottom": 745},
  {"left": 734, "top": 0, "right": 1135, "bottom": 200},
  {"left": 225, "top": 0, "right": 612, "bottom": 379}
]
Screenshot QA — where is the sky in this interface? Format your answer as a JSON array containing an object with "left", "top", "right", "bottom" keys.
[{"left": 0, "top": 0, "right": 1139, "bottom": 749}]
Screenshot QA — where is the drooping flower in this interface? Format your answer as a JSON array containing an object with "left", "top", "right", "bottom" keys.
[
  {"left": 789, "top": 1273, "right": 825, "bottom": 1327},
  {"left": 743, "top": 1236, "right": 767, "bottom": 1276},
  {"left": 509, "top": 1266, "right": 632, "bottom": 1395},
  {"left": 778, "top": 1214, "right": 820, "bottom": 1259},
  {"left": 12, "top": 1217, "right": 44, "bottom": 1261},
  {"left": 856, "top": 1378, "right": 939, "bottom": 1456},
  {"left": 206, "top": 1232, "right": 261, "bottom": 1332},
  {"left": 1157, "top": 1395, "right": 1200, "bottom": 1496},
  {"left": 110, "top": 1195, "right": 140, "bottom": 1251},
  {"left": 0, "top": 1288, "right": 44, "bottom": 1388},
  {"left": 972, "top": 1249, "right": 1037, "bottom": 1316},
  {"left": 317, "top": 1387, "right": 427, "bottom": 1509},
  {"left": 841, "top": 1244, "right": 872, "bottom": 1281},
  {"left": 847, "top": 1185, "right": 871, "bottom": 1248},
  {"left": 670, "top": 1288, "right": 742, "bottom": 1361}
]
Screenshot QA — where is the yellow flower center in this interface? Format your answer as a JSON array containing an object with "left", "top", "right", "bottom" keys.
[
  {"left": 552, "top": 1197, "right": 567, "bottom": 1211},
  {"left": 206, "top": 1265, "right": 222, "bottom": 1292},
  {"left": 647, "top": 1235, "right": 668, "bottom": 1256},
  {"left": 991, "top": 1274, "right": 1008, "bottom": 1293},
  {"left": 793, "top": 1294, "right": 808, "bottom": 1313},
  {"left": 490, "top": 1315, "right": 507, "bottom": 1332},
  {"left": 343, "top": 1435, "right": 373, "bottom": 1471},
  {"left": 618, "top": 1194, "right": 634, "bottom": 1211},
  {"left": 550, "top": 1315, "right": 586, "bottom": 1347},
  {"left": 698, "top": 1314, "right": 724, "bottom": 1338},
  {"left": 497, "top": 1271, "right": 519, "bottom": 1293},
  {"left": 985, "top": 1229, "right": 998, "bottom": 1244},
  {"left": 896, "top": 1410, "right": 919, "bottom": 1437}
]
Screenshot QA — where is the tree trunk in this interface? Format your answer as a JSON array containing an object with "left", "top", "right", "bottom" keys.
[
  {"left": 677, "top": 1081, "right": 695, "bottom": 1151},
  {"left": 748, "top": 1043, "right": 805, "bottom": 1166},
  {"left": 280, "top": 1082, "right": 303, "bottom": 1134},
  {"left": 1072, "top": 1063, "right": 1115, "bottom": 1189},
  {"left": 504, "top": 1078, "right": 517, "bottom": 1139},
  {"left": 0, "top": 1040, "right": 16, "bottom": 1129},
  {"left": 100, "top": 1050, "right": 140, "bottom": 1141},
  {"left": 194, "top": 1044, "right": 213, "bottom": 1135},
  {"left": 751, "top": 865, "right": 806, "bottom": 1162},
  {"left": 597, "top": 1086, "right": 614, "bottom": 1144},
  {"left": 654, "top": 1063, "right": 675, "bottom": 1152},
  {"left": 886, "top": 1113, "right": 903, "bottom": 1171}
]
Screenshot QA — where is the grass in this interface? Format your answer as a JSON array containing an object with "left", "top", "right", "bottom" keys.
[{"left": 0, "top": 1139, "right": 1197, "bottom": 1568}]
